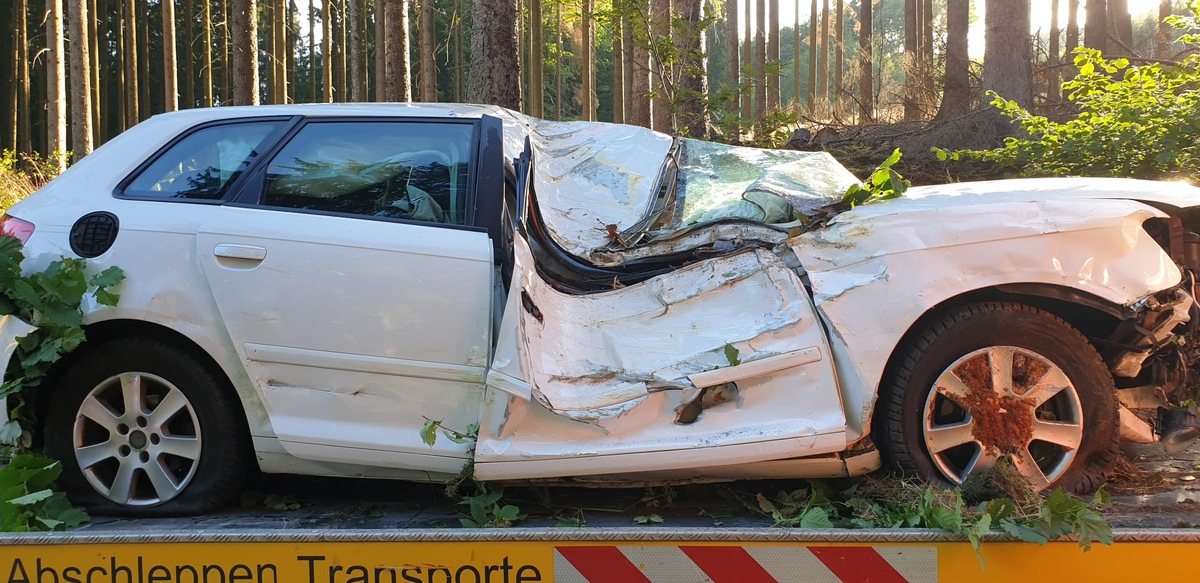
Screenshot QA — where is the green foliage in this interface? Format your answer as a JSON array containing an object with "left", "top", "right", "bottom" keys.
[
  {"left": 633, "top": 513, "right": 664, "bottom": 525},
  {"left": 0, "top": 151, "right": 63, "bottom": 212},
  {"left": 722, "top": 343, "right": 740, "bottom": 367},
  {"left": 458, "top": 486, "right": 527, "bottom": 528},
  {"left": 419, "top": 417, "right": 479, "bottom": 448},
  {"left": 0, "top": 236, "right": 125, "bottom": 448},
  {"left": 841, "top": 148, "right": 911, "bottom": 208},
  {"left": 0, "top": 454, "right": 88, "bottom": 532},
  {"left": 960, "top": 2, "right": 1200, "bottom": 183}
]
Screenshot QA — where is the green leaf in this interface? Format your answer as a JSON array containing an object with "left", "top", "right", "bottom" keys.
[
  {"left": 634, "top": 514, "right": 664, "bottom": 524},
  {"left": 1074, "top": 509, "right": 1113, "bottom": 551},
  {"left": 723, "top": 343, "right": 741, "bottom": 367},
  {"left": 7, "top": 489, "right": 53, "bottom": 506},
  {"left": 93, "top": 288, "right": 121, "bottom": 307},
  {"left": 799, "top": 506, "right": 834, "bottom": 529},
  {"left": 89, "top": 266, "right": 125, "bottom": 289},
  {"left": 419, "top": 418, "right": 441, "bottom": 447},
  {"left": 881, "top": 148, "right": 902, "bottom": 169},
  {"left": 932, "top": 147, "right": 949, "bottom": 162}
]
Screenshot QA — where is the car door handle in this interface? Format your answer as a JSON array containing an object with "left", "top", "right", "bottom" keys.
[{"left": 213, "top": 244, "right": 267, "bottom": 262}]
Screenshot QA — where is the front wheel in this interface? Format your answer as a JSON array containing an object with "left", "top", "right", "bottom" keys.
[
  {"left": 879, "top": 302, "right": 1118, "bottom": 493},
  {"left": 44, "top": 337, "right": 248, "bottom": 515}
]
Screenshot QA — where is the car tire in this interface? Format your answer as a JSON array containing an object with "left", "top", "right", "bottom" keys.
[
  {"left": 44, "top": 336, "right": 248, "bottom": 515},
  {"left": 879, "top": 302, "right": 1118, "bottom": 493}
]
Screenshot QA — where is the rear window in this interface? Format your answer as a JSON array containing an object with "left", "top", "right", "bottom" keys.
[{"left": 124, "top": 122, "right": 283, "bottom": 200}]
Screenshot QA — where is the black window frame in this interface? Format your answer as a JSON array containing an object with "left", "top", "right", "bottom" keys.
[
  {"left": 228, "top": 116, "right": 488, "bottom": 234},
  {"left": 114, "top": 116, "right": 300, "bottom": 204}
]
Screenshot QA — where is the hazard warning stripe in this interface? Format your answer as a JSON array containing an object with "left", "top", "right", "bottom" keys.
[{"left": 554, "top": 545, "right": 936, "bottom": 583}]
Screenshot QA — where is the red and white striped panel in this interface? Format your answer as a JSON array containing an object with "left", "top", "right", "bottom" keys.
[{"left": 554, "top": 545, "right": 936, "bottom": 582}]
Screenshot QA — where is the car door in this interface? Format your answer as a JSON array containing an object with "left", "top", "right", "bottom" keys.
[{"left": 196, "top": 118, "right": 494, "bottom": 475}]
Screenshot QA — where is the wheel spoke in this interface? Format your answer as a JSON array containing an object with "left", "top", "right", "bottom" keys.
[
  {"left": 75, "top": 440, "right": 119, "bottom": 469},
  {"left": 955, "top": 447, "right": 999, "bottom": 483},
  {"left": 158, "top": 435, "right": 201, "bottom": 461},
  {"left": 78, "top": 395, "right": 120, "bottom": 432},
  {"left": 1023, "top": 368, "right": 1072, "bottom": 407},
  {"left": 1030, "top": 418, "right": 1083, "bottom": 450},
  {"left": 144, "top": 458, "right": 183, "bottom": 500},
  {"left": 988, "top": 346, "right": 1014, "bottom": 395},
  {"left": 926, "top": 420, "right": 977, "bottom": 454},
  {"left": 106, "top": 459, "right": 137, "bottom": 503},
  {"left": 119, "top": 373, "right": 146, "bottom": 417},
  {"left": 934, "top": 372, "right": 974, "bottom": 407},
  {"left": 1012, "top": 448, "right": 1053, "bottom": 491},
  {"left": 146, "top": 389, "right": 189, "bottom": 430}
]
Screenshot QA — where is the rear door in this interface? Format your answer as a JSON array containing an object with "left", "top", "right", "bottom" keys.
[{"left": 196, "top": 118, "right": 494, "bottom": 475}]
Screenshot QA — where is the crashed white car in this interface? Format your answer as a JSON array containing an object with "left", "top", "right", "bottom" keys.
[{"left": 3, "top": 104, "right": 1200, "bottom": 514}]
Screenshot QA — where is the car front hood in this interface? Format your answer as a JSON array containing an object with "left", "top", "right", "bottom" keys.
[{"left": 903, "top": 176, "right": 1200, "bottom": 210}]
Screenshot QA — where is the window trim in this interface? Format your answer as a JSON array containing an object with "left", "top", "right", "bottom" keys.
[
  {"left": 232, "top": 116, "right": 484, "bottom": 231},
  {"left": 114, "top": 116, "right": 300, "bottom": 204}
]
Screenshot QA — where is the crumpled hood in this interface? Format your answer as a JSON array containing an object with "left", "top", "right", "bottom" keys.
[{"left": 903, "top": 177, "right": 1200, "bottom": 211}]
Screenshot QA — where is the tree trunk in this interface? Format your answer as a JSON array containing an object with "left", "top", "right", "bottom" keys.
[
  {"left": 858, "top": 0, "right": 872, "bottom": 121},
  {"left": 1049, "top": 0, "right": 1061, "bottom": 101},
  {"left": 627, "top": 0, "right": 651, "bottom": 127},
  {"left": 621, "top": 11, "right": 635, "bottom": 124},
  {"left": 1084, "top": 0, "right": 1106, "bottom": 53},
  {"left": 223, "top": 0, "right": 232, "bottom": 103},
  {"left": 1066, "top": 0, "right": 1080, "bottom": 55},
  {"left": 753, "top": 0, "right": 765, "bottom": 121},
  {"left": 982, "top": 0, "right": 1031, "bottom": 118},
  {"left": 678, "top": 0, "right": 706, "bottom": 137},
  {"left": 527, "top": 0, "right": 541, "bottom": 115},
  {"left": 1156, "top": 0, "right": 1172, "bottom": 58},
  {"left": 275, "top": 0, "right": 288, "bottom": 102},
  {"left": 792, "top": 0, "right": 799, "bottom": 114},
  {"left": 349, "top": 0, "right": 362, "bottom": 101},
  {"left": 650, "top": 0, "right": 669, "bottom": 128},
  {"left": 18, "top": 0, "right": 32, "bottom": 152},
  {"left": 454, "top": 0, "right": 463, "bottom": 101},
  {"left": 162, "top": 0, "right": 178, "bottom": 111},
  {"left": 339, "top": 0, "right": 347, "bottom": 100},
  {"left": 384, "top": 0, "right": 411, "bottom": 101},
  {"left": 323, "top": 0, "right": 334, "bottom": 101},
  {"left": 467, "top": 0, "right": 520, "bottom": 109},
  {"left": 376, "top": 0, "right": 387, "bottom": 101},
  {"left": 934, "top": 0, "right": 968, "bottom": 120},
  {"left": 116, "top": 0, "right": 126, "bottom": 128},
  {"left": 557, "top": 1, "right": 564, "bottom": 119},
  {"left": 833, "top": 0, "right": 843, "bottom": 114},
  {"left": 47, "top": 0, "right": 67, "bottom": 167},
  {"left": 767, "top": 0, "right": 779, "bottom": 110},
  {"left": 184, "top": 0, "right": 194, "bottom": 107},
  {"left": 420, "top": 0, "right": 437, "bottom": 102},
  {"left": 68, "top": 0, "right": 93, "bottom": 157},
  {"left": 231, "top": 0, "right": 259, "bottom": 105},
  {"left": 807, "top": 0, "right": 816, "bottom": 112},
  {"left": 136, "top": 0, "right": 149, "bottom": 117},
  {"left": 310, "top": 0, "right": 317, "bottom": 102},
  {"left": 202, "top": 0, "right": 213, "bottom": 106},
  {"left": 818, "top": 0, "right": 828, "bottom": 110},
  {"left": 903, "top": 0, "right": 917, "bottom": 120},
  {"left": 742, "top": 0, "right": 750, "bottom": 117},
  {"left": 124, "top": 0, "right": 139, "bottom": 123},
  {"left": 1108, "top": 0, "right": 1132, "bottom": 55},
  {"left": 726, "top": 0, "right": 738, "bottom": 116},
  {"left": 612, "top": 6, "right": 624, "bottom": 123},
  {"left": 583, "top": 0, "right": 595, "bottom": 121},
  {"left": 88, "top": 0, "right": 99, "bottom": 142}
]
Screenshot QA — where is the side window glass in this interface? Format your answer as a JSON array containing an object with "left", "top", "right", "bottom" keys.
[
  {"left": 124, "top": 122, "right": 281, "bottom": 200},
  {"left": 261, "top": 121, "right": 474, "bottom": 225}
]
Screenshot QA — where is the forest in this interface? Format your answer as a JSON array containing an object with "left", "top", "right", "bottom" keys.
[{"left": 0, "top": 0, "right": 1196, "bottom": 177}]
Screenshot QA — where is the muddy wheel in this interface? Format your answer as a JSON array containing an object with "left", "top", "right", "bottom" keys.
[
  {"left": 879, "top": 302, "right": 1118, "bottom": 493},
  {"left": 44, "top": 337, "right": 248, "bottom": 515}
]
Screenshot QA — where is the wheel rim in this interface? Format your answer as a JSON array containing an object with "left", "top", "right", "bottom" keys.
[
  {"left": 922, "top": 346, "right": 1083, "bottom": 490},
  {"left": 72, "top": 372, "right": 202, "bottom": 506}
]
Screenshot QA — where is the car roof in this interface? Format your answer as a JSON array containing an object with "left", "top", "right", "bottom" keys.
[{"left": 147, "top": 102, "right": 504, "bottom": 124}]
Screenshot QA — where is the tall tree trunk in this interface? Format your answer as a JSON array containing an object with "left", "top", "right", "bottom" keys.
[
  {"left": 982, "top": 0, "right": 1031, "bottom": 127},
  {"left": 202, "top": 0, "right": 213, "bottom": 106},
  {"left": 678, "top": 0, "right": 706, "bottom": 137},
  {"left": 1066, "top": 0, "right": 1080, "bottom": 55},
  {"left": 807, "top": 0, "right": 816, "bottom": 112},
  {"left": 339, "top": 0, "right": 347, "bottom": 100},
  {"left": 833, "top": 0, "right": 843, "bottom": 114},
  {"left": 18, "top": 0, "right": 32, "bottom": 152},
  {"left": 117, "top": 0, "right": 126, "bottom": 128},
  {"left": 818, "top": 0, "right": 828, "bottom": 109},
  {"left": 231, "top": 0, "right": 260, "bottom": 104},
  {"left": 420, "top": 0, "right": 437, "bottom": 102},
  {"left": 1049, "top": 0, "right": 1061, "bottom": 101},
  {"left": 621, "top": 10, "right": 634, "bottom": 124},
  {"left": 467, "top": 0, "right": 520, "bottom": 109},
  {"left": 742, "top": 0, "right": 751, "bottom": 117},
  {"left": 310, "top": 0, "right": 317, "bottom": 102},
  {"left": 726, "top": 0, "right": 739, "bottom": 116},
  {"left": 1084, "top": 0, "right": 1106, "bottom": 53},
  {"left": 384, "top": 0, "right": 411, "bottom": 101},
  {"left": 650, "top": 0, "right": 669, "bottom": 128},
  {"left": 754, "top": 0, "right": 765, "bottom": 121},
  {"left": 163, "top": 0, "right": 178, "bottom": 111},
  {"left": 1109, "top": 0, "right": 1132, "bottom": 55},
  {"left": 68, "top": 0, "right": 93, "bottom": 156},
  {"left": 934, "top": 0, "right": 968, "bottom": 120},
  {"left": 136, "top": 0, "right": 149, "bottom": 117},
  {"left": 288, "top": 0, "right": 298, "bottom": 103},
  {"left": 185, "top": 0, "right": 194, "bottom": 107},
  {"left": 88, "top": 0, "right": 100, "bottom": 142},
  {"left": 124, "top": 0, "right": 139, "bottom": 124},
  {"left": 454, "top": 0, "right": 463, "bottom": 101},
  {"left": 47, "top": 0, "right": 67, "bottom": 168},
  {"left": 376, "top": 0, "right": 386, "bottom": 101},
  {"left": 920, "top": 0, "right": 932, "bottom": 102},
  {"left": 4, "top": 3, "right": 15, "bottom": 151},
  {"left": 349, "top": 0, "right": 363, "bottom": 101},
  {"left": 275, "top": 0, "right": 288, "bottom": 101},
  {"left": 527, "top": 0, "right": 541, "bottom": 115},
  {"left": 628, "top": 0, "right": 651, "bottom": 127},
  {"left": 903, "top": 0, "right": 917, "bottom": 119},
  {"left": 223, "top": 0, "right": 232, "bottom": 103},
  {"left": 583, "top": 0, "right": 595, "bottom": 121},
  {"left": 792, "top": 0, "right": 799, "bottom": 114},
  {"left": 612, "top": 8, "right": 624, "bottom": 123},
  {"left": 323, "top": 0, "right": 334, "bottom": 101},
  {"left": 1156, "top": 0, "right": 1172, "bottom": 58},
  {"left": 766, "top": 0, "right": 779, "bottom": 110},
  {"left": 858, "top": 0, "right": 872, "bottom": 121}
]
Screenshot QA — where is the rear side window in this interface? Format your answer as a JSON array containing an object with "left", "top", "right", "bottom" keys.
[
  {"left": 260, "top": 121, "right": 474, "bottom": 225},
  {"left": 124, "top": 122, "right": 282, "bottom": 200}
]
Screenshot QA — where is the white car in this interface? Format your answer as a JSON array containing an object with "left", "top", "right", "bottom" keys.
[{"left": 4, "top": 104, "right": 1200, "bottom": 515}]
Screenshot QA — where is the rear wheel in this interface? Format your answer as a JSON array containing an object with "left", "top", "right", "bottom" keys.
[
  {"left": 879, "top": 302, "right": 1118, "bottom": 493},
  {"left": 44, "top": 337, "right": 248, "bottom": 514}
]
